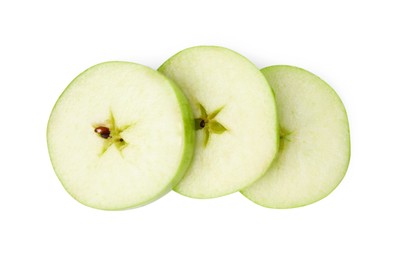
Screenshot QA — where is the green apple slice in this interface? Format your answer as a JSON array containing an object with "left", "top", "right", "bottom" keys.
[
  {"left": 159, "top": 46, "right": 278, "bottom": 198},
  {"left": 47, "top": 61, "right": 195, "bottom": 210},
  {"left": 242, "top": 65, "right": 350, "bottom": 208}
]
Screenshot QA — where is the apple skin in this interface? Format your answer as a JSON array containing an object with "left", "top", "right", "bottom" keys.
[
  {"left": 241, "top": 65, "right": 350, "bottom": 209},
  {"left": 47, "top": 61, "right": 195, "bottom": 210},
  {"left": 152, "top": 77, "right": 196, "bottom": 200}
]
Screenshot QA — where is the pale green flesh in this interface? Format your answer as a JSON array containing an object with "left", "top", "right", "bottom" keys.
[
  {"left": 47, "top": 62, "right": 195, "bottom": 210},
  {"left": 242, "top": 65, "right": 350, "bottom": 208},
  {"left": 159, "top": 46, "right": 278, "bottom": 198}
]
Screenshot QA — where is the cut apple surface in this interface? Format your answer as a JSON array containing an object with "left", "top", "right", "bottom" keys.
[
  {"left": 159, "top": 46, "right": 278, "bottom": 198},
  {"left": 241, "top": 65, "right": 350, "bottom": 208},
  {"left": 47, "top": 61, "right": 195, "bottom": 210}
]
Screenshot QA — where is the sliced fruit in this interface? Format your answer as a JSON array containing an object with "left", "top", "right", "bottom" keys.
[
  {"left": 242, "top": 65, "right": 350, "bottom": 208},
  {"left": 159, "top": 46, "right": 278, "bottom": 198},
  {"left": 47, "top": 61, "right": 195, "bottom": 210}
]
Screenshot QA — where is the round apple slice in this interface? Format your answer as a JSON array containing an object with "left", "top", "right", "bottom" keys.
[
  {"left": 158, "top": 46, "right": 278, "bottom": 198},
  {"left": 242, "top": 65, "right": 350, "bottom": 208},
  {"left": 47, "top": 61, "right": 195, "bottom": 210}
]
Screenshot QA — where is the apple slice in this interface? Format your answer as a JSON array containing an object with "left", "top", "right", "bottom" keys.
[
  {"left": 241, "top": 65, "right": 350, "bottom": 208},
  {"left": 47, "top": 61, "right": 195, "bottom": 210},
  {"left": 159, "top": 46, "right": 278, "bottom": 198}
]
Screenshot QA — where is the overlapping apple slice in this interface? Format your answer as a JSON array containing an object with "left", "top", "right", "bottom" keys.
[
  {"left": 242, "top": 66, "right": 350, "bottom": 208},
  {"left": 159, "top": 46, "right": 279, "bottom": 198},
  {"left": 47, "top": 61, "right": 195, "bottom": 210}
]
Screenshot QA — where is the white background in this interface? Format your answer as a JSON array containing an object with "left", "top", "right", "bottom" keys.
[{"left": 1, "top": 1, "right": 400, "bottom": 259}]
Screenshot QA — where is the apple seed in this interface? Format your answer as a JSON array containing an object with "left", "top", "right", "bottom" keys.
[
  {"left": 200, "top": 120, "right": 206, "bottom": 128},
  {"left": 94, "top": 126, "right": 110, "bottom": 139}
]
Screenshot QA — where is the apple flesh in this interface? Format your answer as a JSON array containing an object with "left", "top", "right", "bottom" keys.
[
  {"left": 47, "top": 61, "right": 195, "bottom": 210},
  {"left": 159, "top": 46, "right": 278, "bottom": 198},
  {"left": 241, "top": 65, "right": 350, "bottom": 208}
]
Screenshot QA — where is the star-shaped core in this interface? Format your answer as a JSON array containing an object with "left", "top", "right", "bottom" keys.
[
  {"left": 93, "top": 110, "right": 133, "bottom": 156},
  {"left": 195, "top": 104, "right": 227, "bottom": 147}
]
